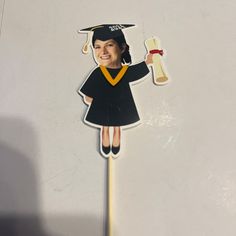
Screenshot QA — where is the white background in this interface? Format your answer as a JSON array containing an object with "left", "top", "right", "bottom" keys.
[{"left": 0, "top": 0, "right": 236, "bottom": 235}]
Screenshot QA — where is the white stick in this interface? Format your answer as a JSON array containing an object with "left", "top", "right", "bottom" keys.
[{"left": 107, "top": 155, "right": 113, "bottom": 236}]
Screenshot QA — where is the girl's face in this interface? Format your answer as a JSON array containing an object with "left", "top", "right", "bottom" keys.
[{"left": 93, "top": 39, "right": 124, "bottom": 68}]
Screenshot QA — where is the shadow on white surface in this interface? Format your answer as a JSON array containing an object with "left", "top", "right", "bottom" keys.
[{"left": 0, "top": 118, "right": 106, "bottom": 236}]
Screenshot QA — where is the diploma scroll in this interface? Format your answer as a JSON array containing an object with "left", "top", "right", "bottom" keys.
[{"left": 145, "top": 37, "right": 169, "bottom": 85}]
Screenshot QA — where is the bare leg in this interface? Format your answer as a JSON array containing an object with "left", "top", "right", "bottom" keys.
[
  {"left": 102, "top": 126, "right": 110, "bottom": 147},
  {"left": 112, "top": 126, "right": 121, "bottom": 147},
  {"left": 111, "top": 126, "right": 121, "bottom": 156}
]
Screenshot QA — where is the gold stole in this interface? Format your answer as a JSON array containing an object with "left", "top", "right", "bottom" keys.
[{"left": 100, "top": 65, "right": 128, "bottom": 86}]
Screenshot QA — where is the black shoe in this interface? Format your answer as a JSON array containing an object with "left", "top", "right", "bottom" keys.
[
  {"left": 102, "top": 145, "right": 110, "bottom": 155},
  {"left": 111, "top": 145, "right": 120, "bottom": 155}
]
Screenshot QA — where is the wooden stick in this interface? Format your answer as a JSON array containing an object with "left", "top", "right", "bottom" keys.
[
  {"left": 107, "top": 155, "right": 113, "bottom": 236},
  {"left": 0, "top": 0, "right": 6, "bottom": 38}
]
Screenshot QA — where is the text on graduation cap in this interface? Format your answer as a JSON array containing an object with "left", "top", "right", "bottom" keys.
[{"left": 109, "top": 25, "right": 124, "bottom": 32}]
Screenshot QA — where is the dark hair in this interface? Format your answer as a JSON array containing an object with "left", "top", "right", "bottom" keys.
[{"left": 92, "top": 35, "right": 132, "bottom": 64}]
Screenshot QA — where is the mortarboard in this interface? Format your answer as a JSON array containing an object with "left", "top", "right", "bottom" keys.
[{"left": 79, "top": 24, "right": 135, "bottom": 54}]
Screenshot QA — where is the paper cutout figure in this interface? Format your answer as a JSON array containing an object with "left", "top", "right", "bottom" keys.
[{"left": 78, "top": 24, "right": 166, "bottom": 157}]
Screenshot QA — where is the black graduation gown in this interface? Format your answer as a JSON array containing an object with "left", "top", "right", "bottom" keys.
[{"left": 79, "top": 61, "right": 150, "bottom": 127}]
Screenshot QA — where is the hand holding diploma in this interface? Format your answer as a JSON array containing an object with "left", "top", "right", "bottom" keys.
[{"left": 145, "top": 37, "right": 169, "bottom": 85}]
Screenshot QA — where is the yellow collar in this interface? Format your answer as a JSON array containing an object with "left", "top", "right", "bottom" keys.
[{"left": 100, "top": 65, "right": 128, "bottom": 86}]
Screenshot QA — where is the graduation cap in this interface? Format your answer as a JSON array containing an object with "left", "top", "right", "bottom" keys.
[{"left": 79, "top": 24, "right": 135, "bottom": 54}]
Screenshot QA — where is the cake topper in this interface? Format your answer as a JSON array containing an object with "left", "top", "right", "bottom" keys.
[{"left": 78, "top": 23, "right": 169, "bottom": 235}]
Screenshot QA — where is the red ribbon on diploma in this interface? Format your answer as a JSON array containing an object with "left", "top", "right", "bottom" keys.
[{"left": 149, "top": 49, "right": 164, "bottom": 56}]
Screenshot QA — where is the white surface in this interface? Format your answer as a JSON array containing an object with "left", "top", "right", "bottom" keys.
[{"left": 0, "top": 0, "right": 236, "bottom": 235}]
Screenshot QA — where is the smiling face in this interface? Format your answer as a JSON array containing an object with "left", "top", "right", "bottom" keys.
[{"left": 93, "top": 39, "right": 124, "bottom": 69}]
